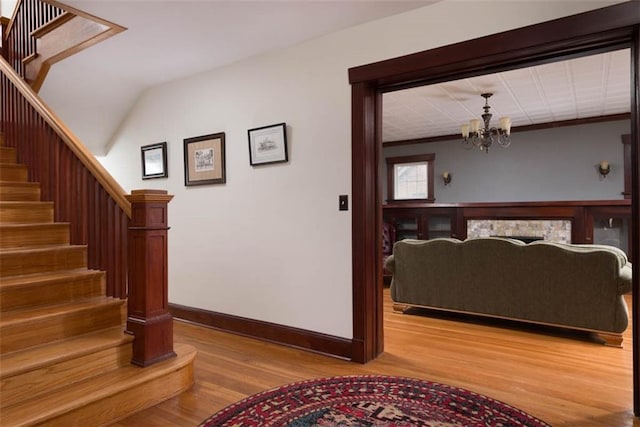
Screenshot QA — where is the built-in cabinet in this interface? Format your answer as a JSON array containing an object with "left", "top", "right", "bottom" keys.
[
  {"left": 586, "top": 206, "right": 632, "bottom": 258},
  {"left": 384, "top": 200, "right": 633, "bottom": 259},
  {"left": 384, "top": 207, "right": 461, "bottom": 241}
]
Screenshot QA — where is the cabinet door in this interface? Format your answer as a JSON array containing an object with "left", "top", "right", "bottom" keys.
[
  {"left": 425, "top": 215, "right": 452, "bottom": 239},
  {"left": 393, "top": 215, "right": 421, "bottom": 240},
  {"left": 586, "top": 207, "right": 632, "bottom": 259}
]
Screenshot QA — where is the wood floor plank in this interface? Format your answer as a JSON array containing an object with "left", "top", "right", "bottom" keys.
[{"left": 113, "top": 291, "right": 638, "bottom": 427}]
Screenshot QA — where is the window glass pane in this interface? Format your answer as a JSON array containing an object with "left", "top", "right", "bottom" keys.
[{"left": 394, "top": 162, "right": 428, "bottom": 199}]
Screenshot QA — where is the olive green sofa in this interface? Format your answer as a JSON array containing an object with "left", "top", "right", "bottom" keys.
[{"left": 385, "top": 237, "right": 633, "bottom": 347}]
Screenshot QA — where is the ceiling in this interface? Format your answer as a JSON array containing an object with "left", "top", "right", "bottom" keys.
[
  {"left": 13, "top": 2, "right": 631, "bottom": 153},
  {"left": 33, "top": 0, "right": 433, "bottom": 154},
  {"left": 383, "top": 49, "right": 631, "bottom": 143}
]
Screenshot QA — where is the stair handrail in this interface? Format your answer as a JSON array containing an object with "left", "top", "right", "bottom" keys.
[
  {"left": 2, "top": 0, "right": 22, "bottom": 41},
  {"left": 0, "top": 55, "right": 131, "bottom": 217}
]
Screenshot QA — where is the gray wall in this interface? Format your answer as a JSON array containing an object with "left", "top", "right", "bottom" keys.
[{"left": 381, "top": 120, "right": 629, "bottom": 203}]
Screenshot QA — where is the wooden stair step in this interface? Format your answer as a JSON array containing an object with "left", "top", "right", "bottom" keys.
[
  {"left": 0, "top": 201, "right": 53, "bottom": 223},
  {"left": 0, "top": 222, "right": 69, "bottom": 249},
  {"left": 0, "top": 181, "right": 41, "bottom": 201},
  {"left": 0, "top": 244, "right": 86, "bottom": 277},
  {"left": 31, "top": 11, "right": 75, "bottom": 39},
  {"left": 0, "top": 343, "right": 196, "bottom": 427},
  {"left": 0, "top": 297, "right": 125, "bottom": 353},
  {"left": 0, "top": 327, "right": 132, "bottom": 408},
  {"left": 0, "top": 269, "right": 104, "bottom": 311},
  {"left": 0, "top": 146, "right": 16, "bottom": 163},
  {"left": 0, "top": 164, "right": 28, "bottom": 182}
]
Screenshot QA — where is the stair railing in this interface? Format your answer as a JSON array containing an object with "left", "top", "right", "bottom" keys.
[
  {"left": 1, "top": 55, "right": 130, "bottom": 297},
  {"left": 2, "top": 0, "right": 64, "bottom": 78},
  {"left": 1, "top": 56, "right": 176, "bottom": 366}
]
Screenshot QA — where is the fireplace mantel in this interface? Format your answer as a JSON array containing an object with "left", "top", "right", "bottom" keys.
[{"left": 383, "top": 199, "right": 632, "bottom": 257}]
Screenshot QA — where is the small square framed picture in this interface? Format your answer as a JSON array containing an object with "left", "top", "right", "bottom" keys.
[
  {"left": 183, "top": 132, "right": 226, "bottom": 186},
  {"left": 141, "top": 142, "right": 168, "bottom": 179},
  {"left": 248, "top": 123, "right": 288, "bottom": 166}
]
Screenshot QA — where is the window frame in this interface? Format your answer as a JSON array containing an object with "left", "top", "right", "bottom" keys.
[{"left": 386, "top": 153, "right": 435, "bottom": 202}]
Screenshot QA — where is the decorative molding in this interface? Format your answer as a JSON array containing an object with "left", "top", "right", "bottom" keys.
[
  {"left": 350, "top": 82, "right": 384, "bottom": 363},
  {"left": 383, "top": 113, "right": 632, "bottom": 147},
  {"left": 383, "top": 199, "right": 631, "bottom": 209},
  {"left": 169, "top": 303, "right": 353, "bottom": 360}
]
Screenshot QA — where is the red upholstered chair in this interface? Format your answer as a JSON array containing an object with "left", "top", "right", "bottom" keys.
[{"left": 382, "top": 222, "right": 396, "bottom": 283}]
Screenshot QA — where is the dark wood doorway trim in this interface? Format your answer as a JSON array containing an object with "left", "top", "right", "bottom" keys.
[{"left": 348, "top": 1, "right": 640, "bottom": 416}]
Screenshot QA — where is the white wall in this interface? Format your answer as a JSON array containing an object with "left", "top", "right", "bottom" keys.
[
  {"left": 382, "top": 120, "right": 630, "bottom": 203},
  {"left": 0, "top": 0, "right": 17, "bottom": 17},
  {"left": 99, "top": 1, "right": 623, "bottom": 340}
]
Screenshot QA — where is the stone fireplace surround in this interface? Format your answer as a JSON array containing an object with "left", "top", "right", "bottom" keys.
[{"left": 467, "top": 219, "right": 572, "bottom": 243}]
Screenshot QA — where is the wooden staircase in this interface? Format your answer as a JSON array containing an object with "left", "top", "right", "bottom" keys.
[{"left": 0, "top": 133, "right": 196, "bottom": 426}]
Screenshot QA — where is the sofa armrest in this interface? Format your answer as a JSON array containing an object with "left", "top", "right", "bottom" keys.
[
  {"left": 619, "top": 263, "right": 633, "bottom": 294},
  {"left": 384, "top": 255, "right": 395, "bottom": 274}
]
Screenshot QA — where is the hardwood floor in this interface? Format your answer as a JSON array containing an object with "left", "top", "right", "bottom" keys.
[{"left": 114, "top": 290, "right": 638, "bottom": 426}]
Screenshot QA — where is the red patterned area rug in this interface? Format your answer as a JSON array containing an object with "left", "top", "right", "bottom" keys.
[{"left": 199, "top": 375, "right": 550, "bottom": 427}]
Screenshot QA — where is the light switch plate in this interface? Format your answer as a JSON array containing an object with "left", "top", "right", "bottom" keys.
[{"left": 339, "top": 195, "right": 348, "bottom": 211}]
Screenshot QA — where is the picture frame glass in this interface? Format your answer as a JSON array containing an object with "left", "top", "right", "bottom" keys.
[
  {"left": 141, "top": 142, "right": 167, "bottom": 179},
  {"left": 248, "top": 123, "right": 288, "bottom": 165},
  {"left": 184, "top": 133, "right": 225, "bottom": 186}
]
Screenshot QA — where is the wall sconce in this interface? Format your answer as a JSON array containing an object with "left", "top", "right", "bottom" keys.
[
  {"left": 598, "top": 160, "right": 610, "bottom": 179},
  {"left": 442, "top": 171, "right": 452, "bottom": 186}
]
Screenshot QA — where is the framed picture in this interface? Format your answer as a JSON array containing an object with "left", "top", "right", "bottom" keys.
[
  {"left": 141, "top": 142, "right": 168, "bottom": 179},
  {"left": 248, "top": 123, "right": 288, "bottom": 166},
  {"left": 183, "top": 132, "right": 226, "bottom": 186}
]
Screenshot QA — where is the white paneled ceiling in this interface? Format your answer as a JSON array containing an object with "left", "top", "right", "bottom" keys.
[{"left": 382, "top": 49, "right": 631, "bottom": 143}]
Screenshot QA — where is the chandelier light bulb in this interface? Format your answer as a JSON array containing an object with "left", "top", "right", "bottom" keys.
[
  {"left": 460, "top": 93, "right": 513, "bottom": 153},
  {"left": 461, "top": 124, "right": 470, "bottom": 138},
  {"left": 499, "top": 117, "right": 512, "bottom": 135}
]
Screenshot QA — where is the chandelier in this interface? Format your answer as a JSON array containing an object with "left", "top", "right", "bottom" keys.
[{"left": 461, "top": 93, "right": 512, "bottom": 153}]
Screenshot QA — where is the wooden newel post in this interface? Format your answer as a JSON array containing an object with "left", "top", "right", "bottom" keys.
[{"left": 125, "top": 189, "right": 176, "bottom": 367}]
